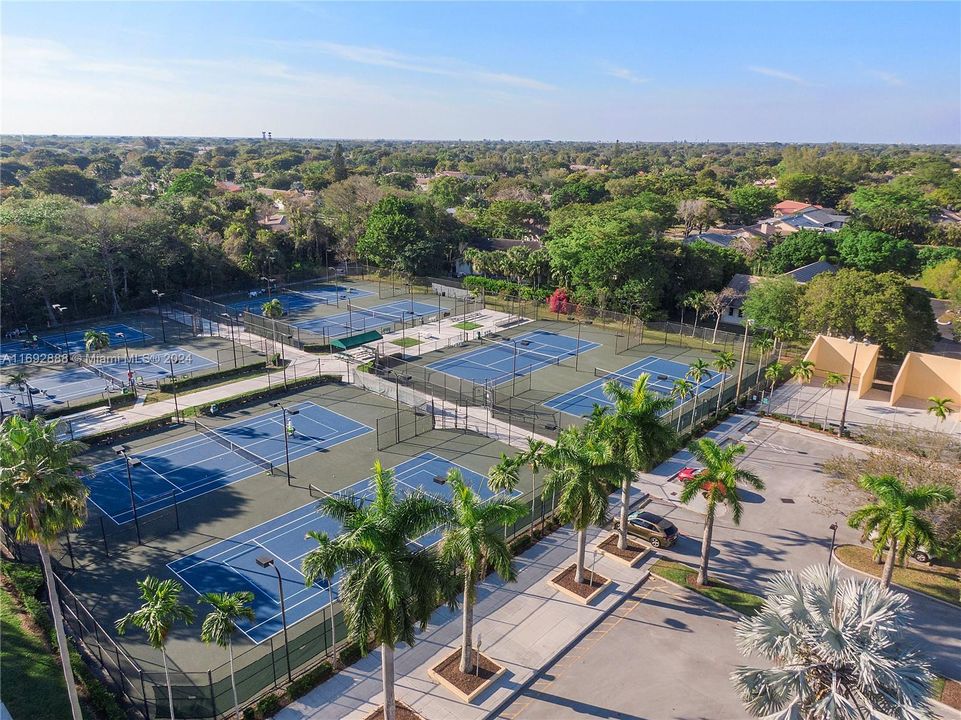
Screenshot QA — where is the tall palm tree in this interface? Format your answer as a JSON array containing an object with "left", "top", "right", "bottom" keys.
[
  {"left": 752, "top": 335, "right": 775, "bottom": 388},
  {"left": 541, "top": 427, "right": 624, "bottom": 584},
  {"left": 732, "top": 565, "right": 933, "bottom": 719},
  {"left": 927, "top": 396, "right": 955, "bottom": 429},
  {"left": 670, "top": 378, "right": 694, "bottom": 433},
  {"left": 83, "top": 329, "right": 110, "bottom": 354},
  {"left": 598, "top": 376, "right": 676, "bottom": 551},
  {"left": 487, "top": 452, "right": 522, "bottom": 495},
  {"left": 5, "top": 371, "right": 35, "bottom": 417},
  {"left": 684, "top": 291, "right": 704, "bottom": 338},
  {"left": 0, "top": 416, "right": 89, "bottom": 720},
  {"left": 116, "top": 577, "right": 195, "bottom": 720},
  {"left": 789, "top": 359, "right": 815, "bottom": 420},
  {"left": 822, "top": 371, "right": 846, "bottom": 428},
  {"left": 762, "top": 361, "right": 783, "bottom": 406},
  {"left": 711, "top": 351, "right": 737, "bottom": 417},
  {"left": 261, "top": 298, "right": 284, "bottom": 363},
  {"left": 440, "top": 470, "right": 525, "bottom": 674},
  {"left": 847, "top": 474, "right": 955, "bottom": 588},
  {"left": 301, "top": 461, "right": 454, "bottom": 720},
  {"left": 520, "top": 438, "right": 548, "bottom": 535},
  {"left": 686, "top": 359, "right": 712, "bottom": 426},
  {"left": 679, "top": 438, "right": 764, "bottom": 586},
  {"left": 198, "top": 591, "right": 255, "bottom": 720}
]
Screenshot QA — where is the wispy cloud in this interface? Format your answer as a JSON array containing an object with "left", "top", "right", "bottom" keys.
[
  {"left": 869, "top": 69, "right": 904, "bottom": 87},
  {"left": 603, "top": 65, "right": 649, "bottom": 85},
  {"left": 748, "top": 65, "right": 811, "bottom": 86}
]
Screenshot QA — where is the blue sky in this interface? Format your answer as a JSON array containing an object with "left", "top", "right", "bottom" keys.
[{"left": 2, "top": 2, "right": 959, "bottom": 142}]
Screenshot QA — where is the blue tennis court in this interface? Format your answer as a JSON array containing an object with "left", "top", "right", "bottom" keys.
[
  {"left": 426, "top": 330, "right": 600, "bottom": 385},
  {"left": 0, "top": 338, "right": 60, "bottom": 366},
  {"left": 544, "top": 355, "right": 727, "bottom": 418},
  {"left": 92, "top": 348, "right": 216, "bottom": 384},
  {"left": 0, "top": 365, "right": 116, "bottom": 414},
  {"left": 227, "top": 286, "right": 374, "bottom": 315},
  {"left": 294, "top": 300, "right": 440, "bottom": 339},
  {"left": 85, "top": 402, "right": 372, "bottom": 524},
  {"left": 0, "top": 323, "right": 150, "bottom": 366},
  {"left": 167, "top": 452, "right": 497, "bottom": 643}
]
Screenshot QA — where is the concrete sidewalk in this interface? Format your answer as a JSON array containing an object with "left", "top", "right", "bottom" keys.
[{"left": 276, "top": 525, "right": 654, "bottom": 720}]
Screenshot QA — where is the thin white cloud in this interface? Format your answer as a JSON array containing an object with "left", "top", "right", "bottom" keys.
[
  {"left": 869, "top": 70, "right": 904, "bottom": 87},
  {"left": 748, "top": 65, "right": 811, "bottom": 86},
  {"left": 604, "top": 66, "right": 649, "bottom": 85}
]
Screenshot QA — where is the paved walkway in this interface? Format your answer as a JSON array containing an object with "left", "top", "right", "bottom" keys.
[{"left": 277, "top": 524, "right": 654, "bottom": 720}]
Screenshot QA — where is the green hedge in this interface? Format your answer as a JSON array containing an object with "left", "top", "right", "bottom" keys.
[
  {"left": 461, "top": 276, "right": 551, "bottom": 300},
  {"left": 158, "top": 362, "right": 267, "bottom": 393},
  {"left": 41, "top": 393, "right": 137, "bottom": 420}
]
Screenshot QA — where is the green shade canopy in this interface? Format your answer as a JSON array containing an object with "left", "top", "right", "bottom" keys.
[{"left": 331, "top": 330, "right": 382, "bottom": 350}]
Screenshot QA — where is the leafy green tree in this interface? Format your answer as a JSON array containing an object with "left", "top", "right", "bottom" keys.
[
  {"left": 428, "top": 175, "right": 468, "bottom": 208},
  {"left": 488, "top": 452, "right": 522, "bottom": 494},
  {"left": 440, "top": 469, "right": 525, "bottom": 673},
  {"left": 733, "top": 565, "right": 933, "bottom": 719},
  {"left": 763, "top": 361, "right": 783, "bottom": 399},
  {"left": 822, "top": 371, "right": 846, "bottom": 426},
  {"left": 84, "top": 329, "right": 110, "bottom": 353},
  {"left": 679, "top": 439, "right": 764, "bottom": 585},
  {"left": 835, "top": 228, "right": 918, "bottom": 274},
  {"left": 519, "top": 439, "right": 549, "bottom": 536},
  {"left": 597, "top": 376, "right": 676, "bottom": 550},
  {"left": 164, "top": 169, "right": 214, "bottom": 198},
  {"left": 729, "top": 185, "right": 778, "bottom": 224},
  {"left": 847, "top": 475, "right": 955, "bottom": 587},
  {"left": 789, "top": 359, "right": 815, "bottom": 419},
  {"left": 551, "top": 175, "right": 609, "bottom": 208},
  {"left": 261, "top": 298, "right": 284, "bottom": 363},
  {"left": 777, "top": 173, "right": 851, "bottom": 207},
  {"left": 301, "top": 461, "right": 453, "bottom": 720},
  {"left": 920, "top": 258, "right": 961, "bottom": 305},
  {"left": 686, "top": 359, "right": 712, "bottom": 421},
  {"left": 198, "top": 592, "right": 255, "bottom": 720},
  {"left": 356, "top": 195, "right": 451, "bottom": 275},
  {"left": 764, "top": 230, "right": 834, "bottom": 273},
  {"left": 670, "top": 378, "right": 694, "bottom": 432},
  {"left": 845, "top": 183, "right": 934, "bottom": 241},
  {"left": 6, "top": 371, "right": 36, "bottom": 417},
  {"left": 23, "top": 165, "right": 109, "bottom": 203},
  {"left": 116, "top": 577, "right": 195, "bottom": 720},
  {"left": 331, "top": 143, "right": 348, "bottom": 182},
  {"left": 542, "top": 427, "right": 624, "bottom": 583},
  {"left": 0, "top": 416, "right": 90, "bottom": 720}
]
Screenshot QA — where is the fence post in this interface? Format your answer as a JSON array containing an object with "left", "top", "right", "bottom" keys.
[
  {"left": 140, "top": 670, "right": 150, "bottom": 720},
  {"left": 269, "top": 637, "right": 278, "bottom": 688},
  {"left": 208, "top": 670, "right": 216, "bottom": 718},
  {"left": 99, "top": 515, "right": 109, "bottom": 556}
]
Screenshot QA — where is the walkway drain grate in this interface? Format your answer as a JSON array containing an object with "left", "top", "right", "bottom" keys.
[{"left": 781, "top": 498, "right": 795, "bottom": 504}]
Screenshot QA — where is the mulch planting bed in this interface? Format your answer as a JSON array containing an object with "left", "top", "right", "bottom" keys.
[
  {"left": 942, "top": 678, "right": 961, "bottom": 710},
  {"left": 430, "top": 648, "right": 504, "bottom": 700},
  {"left": 551, "top": 563, "right": 610, "bottom": 599},
  {"left": 598, "top": 533, "right": 649, "bottom": 565},
  {"left": 363, "top": 701, "right": 424, "bottom": 720}
]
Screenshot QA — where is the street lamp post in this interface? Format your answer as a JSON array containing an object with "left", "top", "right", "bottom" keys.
[
  {"left": 152, "top": 290, "right": 167, "bottom": 344},
  {"left": 734, "top": 319, "right": 753, "bottom": 406},
  {"left": 115, "top": 332, "right": 135, "bottom": 395},
  {"left": 168, "top": 359, "right": 180, "bottom": 423},
  {"left": 575, "top": 320, "right": 582, "bottom": 372},
  {"left": 255, "top": 556, "right": 292, "bottom": 683},
  {"left": 52, "top": 304, "right": 71, "bottom": 362},
  {"left": 828, "top": 523, "right": 839, "bottom": 566},
  {"left": 838, "top": 336, "right": 870, "bottom": 438},
  {"left": 113, "top": 446, "right": 142, "bottom": 544},
  {"left": 270, "top": 403, "right": 300, "bottom": 486}
]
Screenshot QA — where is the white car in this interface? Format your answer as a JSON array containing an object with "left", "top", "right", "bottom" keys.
[{"left": 867, "top": 530, "right": 935, "bottom": 563}]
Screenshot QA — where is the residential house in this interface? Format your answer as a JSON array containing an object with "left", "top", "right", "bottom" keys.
[
  {"left": 215, "top": 180, "right": 243, "bottom": 193},
  {"left": 721, "top": 260, "right": 838, "bottom": 326},
  {"left": 259, "top": 213, "right": 289, "bottom": 233},
  {"left": 773, "top": 200, "right": 820, "bottom": 217}
]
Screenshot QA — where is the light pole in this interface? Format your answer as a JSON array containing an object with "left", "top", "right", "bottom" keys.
[
  {"left": 255, "top": 555, "right": 292, "bottom": 683},
  {"left": 152, "top": 290, "right": 167, "bottom": 343},
  {"left": 113, "top": 446, "right": 142, "bottom": 544},
  {"left": 168, "top": 359, "right": 180, "bottom": 423},
  {"left": 116, "top": 332, "right": 135, "bottom": 394},
  {"left": 734, "top": 319, "right": 753, "bottom": 406},
  {"left": 575, "top": 320, "right": 582, "bottom": 372},
  {"left": 346, "top": 298, "right": 354, "bottom": 334},
  {"left": 838, "top": 336, "right": 870, "bottom": 438},
  {"left": 828, "top": 523, "right": 839, "bottom": 566},
  {"left": 220, "top": 313, "right": 238, "bottom": 368},
  {"left": 270, "top": 403, "right": 300, "bottom": 486},
  {"left": 260, "top": 276, "right": 275, "bottom": 298},
  {"left": 52, "top": 304, "right": 70, "bottom": 361},
  {"left": 401, "top": 310, "right": 415, "bottom": 350}
]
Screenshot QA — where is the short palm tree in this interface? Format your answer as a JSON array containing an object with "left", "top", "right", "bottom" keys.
[
  {"left": 679, "top": 438, "right": 764, "bottom": 586},
  {"left": 5, "top": 371, "right": 35, "bottom": 416},
  {"left": 261, "top": 298, "right": 284, "bottom": 363},
  {"left": 599, "top": 376, "right": 676, "bottom": 551},
  {"left": 520, "top": 438, "right": 548, "bottom": 535},
  {"left": 542, "top": 426, "right": 624, "bottom": 584},
  {"left": 198, "top": 591, "right": 255, "bottom": 720},
  {"left": 487, "top": 452, "right": 522, "bottom": 495},
  {"left": 0, "top": 416, "right": 89, "bottom": 720},
  {"left": 440, "top": 469, "right": 525, "bottom": 673},
  {"left": 927, "top": 396, "right": 955, "bottom": 428},
  {"left": 116, "top": 577, "right": 195, "bottom": 720},
  {"left": 752, "top": 335, "right": 775, "bottom": 387},
  {"left": 301, "top": 461, "right": 454, "bottom": 720},
  {"left": 84, "top": 329, "right": 110, "bottom": 354},
  {"left": 671, "top": 377, "right": 694, "bottom": 433},
  {"left": 822, "top": 371, "right": 846, "bottom": 427},
  {"left": 847, "top": 474, "right": 955, "bottom": 588},
  {"left": 789, "top": 359, "right": 816, "bottom": 419},
  {"left": 712, "top": 351, "right": 737, "bottom": 417},
  {"left": 763, "top": 361, "right": 783, "bottom": 405},
  {"left": 732, "top": 565, "right": 933, "bottom": 719},
  {"left": 686, "top": 359, "right": 712, "bottom": 426}
]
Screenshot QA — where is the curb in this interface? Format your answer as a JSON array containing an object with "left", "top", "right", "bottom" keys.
[
  {"left": 831, "top": 548, "right": 961, "bottom": 612},
  {"left": 648, "top": 564, "right": 755, "bottom": 619},
  {"left": 482, "top": 565, "right": 653, "bottom": 720}
]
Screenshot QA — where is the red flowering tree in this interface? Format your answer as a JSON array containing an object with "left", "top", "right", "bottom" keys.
[{"left": 547, "top": 288, "right": 573, "bottom": 315}]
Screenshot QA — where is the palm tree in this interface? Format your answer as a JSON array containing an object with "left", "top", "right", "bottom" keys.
[
  {"left": 261, "top": 298, "right": 284, "bottom": 364},
  {"left": 0, "top": 416, "right": 89, "bottom": 720},
  {"left": 116, "top": 577, "right": 195, "bottom": 720},
  {"left": 732, "top": 565, "right": 933, "bottom": 719},
  {"left": 5, "top": 371, "right": 35, "bottom": 417},
  {"left": 788, "top": 359, "right": 815, "bottom": 420},
  {"left": 670, "top": 378, "right": 694, "bottom": 433},
  {"left": 711, "top": 351, "right": 737, "bottom": 417},
  {"left": 927, "top": 396, "right": 955, "bottom": 429},
  {"left": 752, "top": 335, "right": 775, "bottom": 388},
  {"left": 487, "top": 452, "right": 522, "bottom": 495},
  {"left": 679, "top": 438, "right": 764, "bottom": 586},
  {"left": 684, "top": 291, "right": 704, "bottom": 338},
  {"left": 762, "top": 361, "right": 783, "bottom": 407},
  {"left": 198, "top": 591, "right": 255, "bottom": 720},
  {"left": 84, "top": 329, "right": 109, "bottom": 354},
  {"left": 686, "top": 359, "right": 712, "bottom": 426},
  {"left": 541, "top": 427, "right": 624, "bottom": 584},
  {"left": 301, "top": 461, "right": 453, "bottom": 720},
  {"left": 519, "top": 438, "right": 549, "bottom": 535},
  {"left": 440, "top": 469, "right": 525, "bottom": 674},
  {"left": 599, "top": 376, "right": 676, "bottom": 551},
  {"left": 822, "top": 371, "right": 846, "bottom": 428},
  {"left": 847, "top": 474, "right": 955, "bottom": 588}
]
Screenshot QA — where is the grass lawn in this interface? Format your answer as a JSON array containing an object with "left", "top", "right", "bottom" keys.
[
  {"left": 0, "top": 587, "right": 78, "bottom": 720},
  {"left": 651, "top": 559, "right": 765, "bottom": 617},
  {"left": 834, "top": 545, "right": 960, "bottom": 607},
  {"left": 452, "top": 321, "right": 482, "bottom": 331},
  {"left": 390, "top": 337, "right": 422, "bottom": 348}
]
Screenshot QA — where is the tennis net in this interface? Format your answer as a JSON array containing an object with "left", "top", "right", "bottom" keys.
[
  {"left": 194, "top": 420, "right": 274, "bottom": 475},
  {"left": 287, "top": 289, "right": 329, "bottom": 306},
  {"left": 38, "top": 336, "right": 64, "bottom": 355},
  {"left": 77, "top": 357, "right": 124, "bottom": 388},
  {"left": 479, "top": 336, "right": 570, "bottom": 369},
  {"left": 593, "top": 367, "right": 676, "bottom": 394}
]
